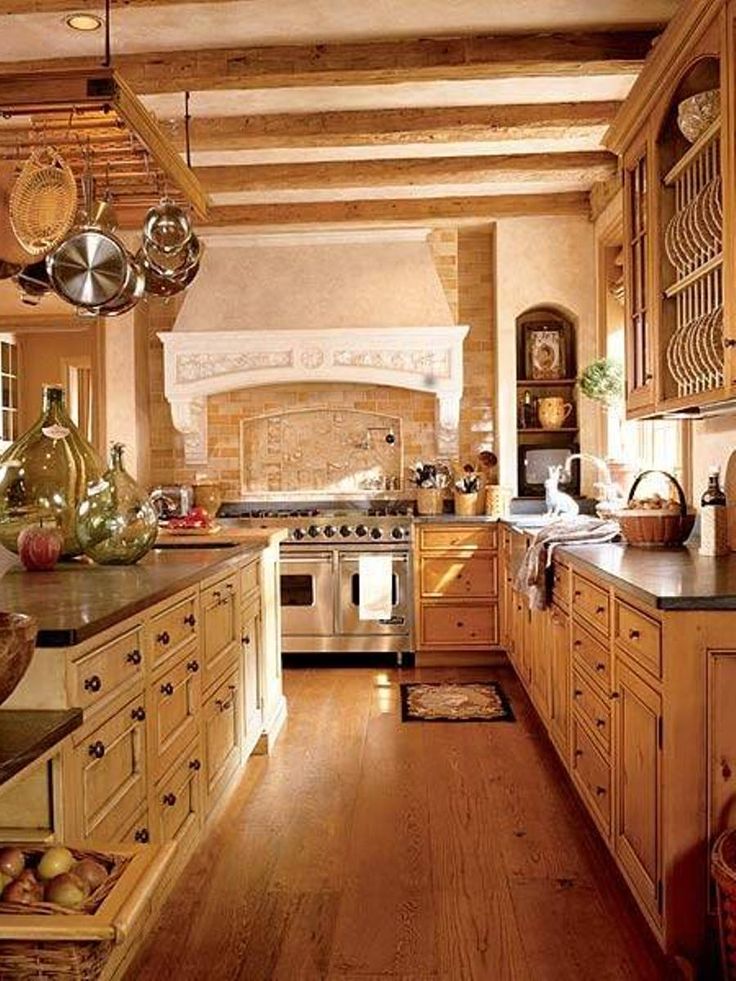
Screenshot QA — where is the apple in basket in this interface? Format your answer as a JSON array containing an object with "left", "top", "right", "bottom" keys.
[{"left": 17, "top": 523, "right": 63, "bottom": 571}]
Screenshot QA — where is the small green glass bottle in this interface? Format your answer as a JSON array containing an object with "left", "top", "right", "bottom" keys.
[
  {"left": 76, "top": 443, "right": 158, "bottom": 565},
  {"left": 0, "top": 384, "right": 103, "bottom": 557}
]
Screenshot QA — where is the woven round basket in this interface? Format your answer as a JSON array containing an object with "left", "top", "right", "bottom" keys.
[
  {"left": 0, "top": 163, "right": 35, "bottom": 266},
  {"left": 713, "top": 829, "right": 736, "bottom": 979},
  {"left": 9, "top": 147, "right": 77, "bottom": 256},
  {"left": 0, "top": 844, "right": 130, "bottom": 981},
  {"left": 616, "top": 470, "right": 695, "bottom": 548}
]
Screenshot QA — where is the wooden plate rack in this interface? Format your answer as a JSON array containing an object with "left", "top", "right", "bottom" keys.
[{"left": 0, "top": 68, "right": 209, "bottom": 222}]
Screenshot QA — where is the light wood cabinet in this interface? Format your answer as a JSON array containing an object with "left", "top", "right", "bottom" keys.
[
  {"left": 548, "top": 603, "right": 571, "bottom": 760},
  {"left": 202, "top": 667, "right": 242, "bottom": 814},
  {"left": 70, "top": 626, "right": 143, "bottom": 717},
  {"left": 149, "top": 589, "right": 198, "bottom": 670},
  {"left": 529, "top": 606, "right": 550, "bottom": 721},
  {"left": 241, "top": 599, "right": 263, "bottom": 759},
  {"left": 201, "top": 572, "right": 238, "bottom": 694},
  {"left": 614, "top": 658, "right": 663, "bottom": 922},
  {"left": 414, "top": 521, "right": 499, "bottom": 661},
  {"left": 153, "top": 741, "right": 203, "bottom": 852},
  {"left": 149, "top": 641, "right": 202, "bottom": 783}
]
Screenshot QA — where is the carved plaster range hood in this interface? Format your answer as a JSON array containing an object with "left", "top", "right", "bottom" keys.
[{"left": 158, "top": 229, "right": 468, "bottom": 464}]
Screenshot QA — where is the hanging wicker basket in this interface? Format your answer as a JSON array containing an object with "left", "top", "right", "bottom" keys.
[
  {"left": 0, "top": 163, "right": 34, "bottom": 267},
  {"left": 9, "top": 147, "right": 78, "bottom": 256}
]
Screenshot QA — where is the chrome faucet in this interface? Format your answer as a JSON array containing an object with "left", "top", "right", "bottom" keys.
[{"left": 563, "top": 453, "right": 624, "bottom": 507}]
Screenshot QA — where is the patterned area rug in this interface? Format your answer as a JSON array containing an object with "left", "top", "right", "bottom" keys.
[{"left": 400, "top": 681, "right": 514, "bottom": 723}]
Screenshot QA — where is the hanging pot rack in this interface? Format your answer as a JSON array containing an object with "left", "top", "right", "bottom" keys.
[{"left": 0, "top": 67, "right": 209, "bottom": 222}]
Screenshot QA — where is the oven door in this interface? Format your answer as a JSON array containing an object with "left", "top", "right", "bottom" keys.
[
  {"left": 337, "top": 552, "right": 410, "bottom": 636},
  {"left": 280, "top": 550, "right": 335, "bottom": 637}
]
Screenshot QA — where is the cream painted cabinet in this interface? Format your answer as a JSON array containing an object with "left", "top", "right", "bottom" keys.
[
  {"left": 149, "top": 642, "right": 202, "bottom": 783},
  {"left": 201, "top": 572, "right": 239, "bottom": 694},
  {"left": 614, "top": 658, "right": 662, "bottom": 921},
  {"left": 202, "top": 666, "right": 242, "bottom": 814},
  {"left": 241, "top": 599, "right": 263, "bottom": 758}
]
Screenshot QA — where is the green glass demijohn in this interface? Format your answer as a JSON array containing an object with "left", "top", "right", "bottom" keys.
[
  {"left": 76, "top": 442, "right": 158, "bottom": 565},
  {"left": 0, "top": 384, "right": 104, "bottom": 557}
]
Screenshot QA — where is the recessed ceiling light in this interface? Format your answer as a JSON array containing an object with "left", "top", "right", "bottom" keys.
[{"left": 64, "top": 12, "right": 103, "bottom": 32}]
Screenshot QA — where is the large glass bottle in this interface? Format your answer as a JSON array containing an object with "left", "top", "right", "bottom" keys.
[
  {"left": 0, "top": 385, "right": 103, "bottom": 557},
  {"left": 76, "top": 442, "right": 158, "bottom": 565}
]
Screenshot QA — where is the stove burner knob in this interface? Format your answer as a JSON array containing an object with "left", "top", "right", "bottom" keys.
[
  {"left": 355, "top": 524, "right": 368, "bottom": 537},
  {"left": 292, "top": 528, "right": 306, "bottom": 540},
  {"left": 391, "top": 526, "right": 405, "bottom": 540},
  {"left": 370, "top": 527, "right": 383, "bottom": 540},
  {"left": 323, "top": 525, "right": 337, "bottom": 538},
  {"left": 307, "top": 525, "right": 320, "bottom": 538},
  {"left": 339, "top": 525, "right": 352, "bottom": 537}
]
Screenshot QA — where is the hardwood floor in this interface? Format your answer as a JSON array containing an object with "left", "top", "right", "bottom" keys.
[{"left": 127, "top": 664, "right": 668, "bottom": 980}]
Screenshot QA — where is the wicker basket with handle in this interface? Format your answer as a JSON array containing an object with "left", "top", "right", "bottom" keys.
[
  {"left": 9, "top": 147, "right": 78, "bottom": 256},
  {"left": 0, "top": 841, "right": 173, "bottom": 981},
  {"left": 616, "top": 469, "right": 695, "bottom": 548},
  {"left": 712, "top": 829, "right": 736, "bottom": 979}
]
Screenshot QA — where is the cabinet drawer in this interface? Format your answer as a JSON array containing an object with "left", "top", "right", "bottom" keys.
[
  {"left": 202, "top": 667, "right": 242, "bottom": 812},
  {"left": 419, "top": 524, "right": 497, "bottom": 551},
  {"left": 420, "top": 604, "right": 498, "bottom": 648},
  {"left": 572, "top": 573, "right": 610, "bottom": 637},
  {"left": 202, "top": 574, "right": 238, "bottom": 693},
  {"left": 73, "top": 694, "right": 147, "bottom": 842},
  {"left": 573, "top": 669, "right": 611, "bottom": 754},
  {"left": 240, "top": 559, "right": 259, "bottom": 602},
  {"left": 614, "top": 600, "right": 662, "bottom": 680},
  {"left": 572, "top": 717, "right": 611, "bottom": 834},
  {"left": 155, "top": 742, "right": 203, "bottom": 849},
  {"left": 150, "top": 642, "right": 202, "bottom": 783},
  {"left": 551, "top": 561, "right": 570, "bottom": 609},
  {"left": 70, "top": 626, "right": 143, "bottom": 714},
  {"left": 118, "top": 806, "right": 151, "bottom": 846},
  {"left": 572, "top": 621, "right": 611, "bottom": 690},
  {"left": 420, "top": 553, "right": 497, "bottom": 599},
  {"left": 149, "top": 591, "right": 198, "bottom": 669}
]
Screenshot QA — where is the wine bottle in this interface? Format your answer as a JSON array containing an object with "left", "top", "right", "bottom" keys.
[{"left": 700, "top": 466, "right": 728, "bottom": 557}]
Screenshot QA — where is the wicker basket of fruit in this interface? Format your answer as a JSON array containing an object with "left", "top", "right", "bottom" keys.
[
  {"left": 0, "top": 841, "right": 172, "bottom": 981},
  {"left": 616, "top": 470, "right": 695, "bottom": 548},
  {"left": 713, "top": 828, "right": 736, "bottom": 980}
]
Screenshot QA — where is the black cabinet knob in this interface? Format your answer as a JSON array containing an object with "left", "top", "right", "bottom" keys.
[
  {"left": 186, "top": 659, "right": 199, "bottom": 673},
  {"left": 127, "top": 649, "right": 142, "bottom": 665},
  {"left": 242, "top": 635, "right": 250, "bottom": 646},
  {"left": 134, "top": 828, "right": 149, "bottom": 844},
  {"left": 184, "top": 613, "right": 197, "bottom": 627},
  {"left": 162, "top": 792, "right": 177, "bottom": 807},
  {"left": 88, "top": 740, "right": 105, "bottom": 759},
  {"left": 84, "top": 675, "right": 102, "bottom": 693},
  {"left": 131, "top": 706, "right": 146, "bottom": 722},
  {"left": 189, "top": 758, "right": 201, "bottom": 771},
  {"left": 156, "top": 631, "right": 170, "bottom": 645},
  {"left": 160, "top": 682, "right": 174, "bottom": 696}
]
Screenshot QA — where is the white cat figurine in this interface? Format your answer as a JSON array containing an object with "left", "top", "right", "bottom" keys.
[{"left": 544, "top": 464, "right": 580, "bottom": 518}]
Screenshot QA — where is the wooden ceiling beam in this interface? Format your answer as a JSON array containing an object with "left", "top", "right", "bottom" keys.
[
  {"left": 157, "top": 191, "right": 590, "bottom": 228},
  {"left": 0, "top": 0, "right": 229, "bottom": 9},
  {"left": 162, "top": 101, "right": 620, "bottom": 151},
  {"left": 196, "top": 151, "right": 616, "bottom": 193},
  {"left": 1, "top": 30, "right": 659, "bottom": 94}
]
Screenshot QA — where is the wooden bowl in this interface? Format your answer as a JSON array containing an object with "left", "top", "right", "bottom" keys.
[{"left": 0, "top": 612, "right": 36, "bottom": 706}]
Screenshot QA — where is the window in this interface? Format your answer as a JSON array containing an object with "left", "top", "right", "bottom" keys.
[
  {"left": 62, "top": 358, "right": 93, "bottom": 443},
  {"left": 0, "top": 336, "right": 18, "bottom": 449}
]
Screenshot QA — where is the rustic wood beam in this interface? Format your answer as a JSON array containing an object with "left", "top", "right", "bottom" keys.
[
  {"left": 172, "top": 191, "right": 590, "bottom": 228},
  {"left": 196, "top": 151, "right": 616, "bottom": 194},
  {"left": 2, "top": 31, "right": 659, "bottom": 94},
  {"left": 162, "top": 101, "right": 620, "bottom": 152},
  {"left": 0, "top": 0, "right": 232, "bottom": 8}
]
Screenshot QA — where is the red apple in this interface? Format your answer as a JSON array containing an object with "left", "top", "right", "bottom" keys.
[
  {"left": 72, "top": 858, "right": 107, "bottom": 894},
  {"left": 0, "top": 846, "right": 24, "bottom": 879},
  {"left": 17, "top": 524, "right": 63, "bottom": 571},
  {"left": 44, "top": 872, "right": 86, "bottom": 909}
]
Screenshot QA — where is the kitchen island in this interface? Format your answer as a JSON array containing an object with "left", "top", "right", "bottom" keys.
[
  {"left": 0, "top": 533, "right": 286, "bottom": 978},
  {"left": 500, "top": 522, "right": 736, "bottom": 973}
]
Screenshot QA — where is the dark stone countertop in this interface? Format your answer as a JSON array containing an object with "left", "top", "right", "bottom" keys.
[
  {"left": 413, "top": 514, "right": 500, "bottom": 524},
  {"left": 503, "top": 522, "right": 736, "bottom": 610},
  {"left": 0, "top": 543, "right": 257, "bottom": 647},
  {"left": 0, "top": 708, "right": 83, "bottom": 786}
]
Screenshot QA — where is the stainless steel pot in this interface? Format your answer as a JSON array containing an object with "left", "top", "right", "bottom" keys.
[
  {"left": 142, "top": 201, "right": 192, "bottom": 255},
  {"left": 15, "top": 260, "right": 52, "bottom": 306},
  {"left": 47, "top": 226, "right": 130, "bottom": 309},
  {"left": 0, "top": 260, "right": 20, "bottom": 280},
  {"left": 94, "top": 254, "right": 145, "bottom": 317},
  {"left": 142, "top": 232, "right": 202, "bottom": 279}
]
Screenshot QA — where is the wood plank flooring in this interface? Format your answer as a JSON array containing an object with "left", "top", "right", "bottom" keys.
[{"left": 127, "top": 664, "right": 668, "bottom": 980}]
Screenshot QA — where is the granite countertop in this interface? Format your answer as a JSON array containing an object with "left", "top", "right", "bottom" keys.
[
  {"left": 413, "top": 514, "right": 500, "bottom": 524},
  {"left": 0, "top": 708, "right": 82, "bottom": 786},
  {"left": 504, "top": 522, "right": 736, "bottom": 611},
  {"left": 0, "top": 542, "right": 261, "bottom": 648}
]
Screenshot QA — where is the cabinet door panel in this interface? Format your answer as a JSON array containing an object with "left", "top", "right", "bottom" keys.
[
  {"left": 614, "top": 660, "right": 662, "bottom": 921},
  {"left": 420, "top": 553, "right": 497, "bottom": 599},
  {"left": 549, "top": 604, "right": 571, "bottom": 759},
  {"left": 202, "top": 668, "right": 242, "bottom": 813},
  {"left": 150, "top": 643, "right": 202, "bottom": 782},
  {"left": 202, "top": 574, "right": 238, "bottom": 693},
  {"left": 530, "top": 607, "right": 550, "bottom": 723},
  {"left": 241, "top": 605, "right": 263, "bottom": 755},
  {"left": 624, "top": 148, "right": 656, "bottom": 413}
]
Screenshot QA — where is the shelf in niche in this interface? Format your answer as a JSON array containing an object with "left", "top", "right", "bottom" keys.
[
  {"left": 664, "top": 116, "right": 721, "bottom": 186},
  {"left": 518, "top": 427, "right": 579, "bottom": 434},
  {"left": 516, "top": 378, "right": 577, "bottom": 387}
]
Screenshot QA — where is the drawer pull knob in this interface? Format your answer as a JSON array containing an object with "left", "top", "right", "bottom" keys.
[
  {"left": 189, "top": 758, "right": 201, "bottom": 771},
  {"left": 575, "top": 748, "right": 583, "bottom": 758},
  {"left": 610, "top": 691, "right": 620, "bottom": 700},
  {"left": 184, "top": 613, "right": 197, "bottom": 627},
  {"left": 88, "top": 740, "right": 105, "bottom": 759},
  {"left": 595, "top": 786, "right": 607, "bottom": 797},
  {"left": 574, "top": 590, "right": 582, "bottom": 598},
  {"left": 574, "top": 689, "right": 583, "bottom": 699},
  {"left": 84, "top": 675, "right": 102, "bottom": 693},
  {"left": 212, "top": 590, "right": 222, "bottom": 600},
  {"left": 131, "top": 706, "right": 146, "bottom": 722},
  {"left": 157, "top": 631, "right": 170, "bottom": 646},
  {"left": 595, "top": 605, "right": 605, "bottom": 615},
  {"left": 242, "top": 635, "right": 250, "bottom": 645},
  {"left": 457, "top": 621, "right": 464, "bottom": 628},
  {"left": 186, "top": 659, "right": 200, "bottom": 673},
  {"left": 595, "top": 663, "right": 606, "bottom": 673},
  {"left": 573, "top": 640, "right": 582, "bottom": 649},
  {"left": 628, "top": 628, "right": 640, "bottom": 640},
  {"left": 595, "top": 718, "right": 606, "bottom": 728},
  {"left": 160, "top": 682, "right": 174, "bottom": 696},
  {"left": 127, "top": 649, "right": 142, "bottom": 665},
  {"left": 162, "top": 792, "right": 177, "bottom": 807},
  {"left": 134, "top": 828, "right": 149, "bottom": 844},
  {"left": 215, "top": 698, "right": 233, "bottom": 712}
]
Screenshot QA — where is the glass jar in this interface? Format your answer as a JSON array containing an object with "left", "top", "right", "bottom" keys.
[
  {"left": 0, "top": 385, "right": 103, "bottom": 557},
  {"left": 76, "top": 443, "right": 158, "bottom": 565}
]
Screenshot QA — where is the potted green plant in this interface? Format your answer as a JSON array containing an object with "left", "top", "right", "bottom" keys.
[
  {"left": 453, "top": 464, "right": 481, "bottom": 516},
  {"left": 578, "top": 357, "right": 624, "bottom": 406},
  {"left": 408, "top": 461, "right": 450, "bottom": 515}
]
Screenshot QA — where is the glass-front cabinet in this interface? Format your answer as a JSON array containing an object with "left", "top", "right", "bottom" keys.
[{"left": 607, "top": 0, "right": 732, "bottom": 418}]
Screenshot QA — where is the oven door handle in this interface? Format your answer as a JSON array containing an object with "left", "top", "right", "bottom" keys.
[
  {"left": 378, "top": 615, "right": 406, "bottom": 626},
  {"left": 281, "top": 553, "right": 333, "bottom": 564}
]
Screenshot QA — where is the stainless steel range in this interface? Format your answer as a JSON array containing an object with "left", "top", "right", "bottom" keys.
[{"left": 219, "top": 503, "right": 414, "bottom": 662}]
